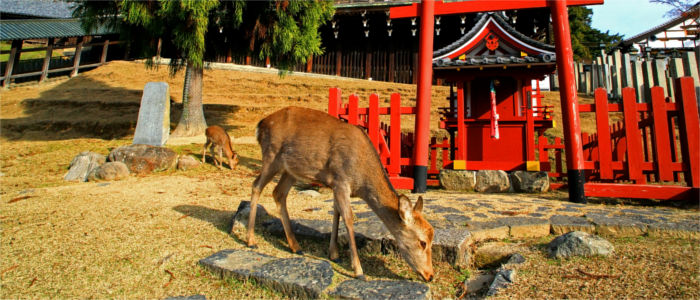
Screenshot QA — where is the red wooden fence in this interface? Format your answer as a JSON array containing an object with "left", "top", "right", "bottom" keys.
[
  {"left": 538, "top": 77, "right": 700, "bottom": 200},
  {"left": 328, "top": 88, "right": 416, "bottom": 189}
]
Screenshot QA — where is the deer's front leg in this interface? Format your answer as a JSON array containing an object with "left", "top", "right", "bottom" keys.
[
  {"left": 333, "top": 184, "right": 364, "bottom": 280},
  {"left": 329, "top": 202, "right": 340, "bottom": 262},
  {"left": 274, "top": 172, "right": 302, "bottom": 254},
  {"left": 246, "top": 160, "right": 279, "bottom": 248}
]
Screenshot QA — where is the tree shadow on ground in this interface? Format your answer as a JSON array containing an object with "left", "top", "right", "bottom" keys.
[
  {"left": 1, "top": 74, "right": 241, "bottom": 141},
  {"left": 172, "top": 203, "right": 406, "bottom": 281}
]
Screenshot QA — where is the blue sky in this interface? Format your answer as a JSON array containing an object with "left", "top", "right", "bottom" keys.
[{"left": 590, "top": 0, "right": 674, "bottom": 38}]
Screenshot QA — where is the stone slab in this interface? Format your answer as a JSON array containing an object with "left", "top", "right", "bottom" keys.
[
  {"left": 498, "top": 217, "right": 550, "bottom": 238},
  {"left": 165, "top": 295, "right": 206, "bottom": 300},
  {"left": 586, "top": 213, "right": 648, "bottom": 236},
  {"left": 432, "top": 228, "right": 473, "bottom": 269},
  {"left": 647, "top": 221, "right": 700, "bottom": 239},
  {"left": 466, "top": 220, "right": 510, "bottom": 241},
  {"left": 330, "top": 279, "right": 430, "bottom": 300},
  {"left": 549, "top": 215, "right": 595, "bottom": 235},
  {"left": 199, "top": 250, "right": 332, "bottom": 299},
  {"left": 133, "top": 82, "right": 170, "bottom": 146}
]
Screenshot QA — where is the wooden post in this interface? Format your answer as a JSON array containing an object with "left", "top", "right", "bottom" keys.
[
  {"left": 652, "top": 59, "right": 669, "bottom": 99},
  {"left": 390, "top": 93, "right": 402, "bottom": 175},
  {"left": 368, "top": 94, "right": 380, "bottom": 150},
  {"left": 335, "top": 49, "right": 342, "bottom": 77},
  {"left": 100, "top": 39, "right": 110, "bottom": 64},
  {"left": 585, "top": 71, "right": 592, "bottom": 95},
  {"left": 642, "top": 60, "right": 654, "bottom": 102},
  {"left": 365, "top": 52, "right": 372, "bottom": 79},
  {"left": 40, "top": 38, "right": 55, "bottom": 83},
  {"left": 620, "top": 53, "right": 632, "bottom": 89},
  {"left": 612, "top": 50, "right": 622, "bottom": 99},
  {"left": 455, "top": 81, "right": 467, "bottom": 164},
  {"left": 3, "top": 39, "right": 23, "bottom": 88},
  {"left": 389, "top": 48, "right": 396, "bottom": 83},
  {"left": 631, "top": 60, "right": 644, "bottom": 103},
  {"left": 681, "top": 52, "right": 700, "bottom": 106},
  {"left": 594, "top": 88, "right": 613, "bottom": 179},
  {"left": 71, "top": 36, "right": 85, "bottom": 77},
  {"left": 650, "top": 86, "right": 673, "bottom": 181},
  {"left": 622, "top": 87, "right": 644, "bottom": 181},
  {"left": 675, "top": 77, "right": 700, "bottom": 188}
]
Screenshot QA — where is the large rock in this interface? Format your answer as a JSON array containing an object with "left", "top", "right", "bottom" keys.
[
  {"left": 87, "top": 162, "right": 130, "bottom": 181},
  {"left": 132, "top": 82, "right": 170, "bottom": 146},
  {"left": 474, "top": 170, "right": 511, "bottom": 193},
  {"left": 547, "top": 231, "right": 614, "bottom": 259},
  {"left": 439, "top": 170, "right": 476, "bottom": 191},
  {"left": 64, "top": 151, "right": 106, "bottom": 182},
  {"left": 510, "top": 171, "right": 550, "bottom": 193},
  {"left": 108, "top": 144, "right": 178, "bottom": 174},
  {"left": 486, "top": 268, "right": 516, "bottom": 296}
]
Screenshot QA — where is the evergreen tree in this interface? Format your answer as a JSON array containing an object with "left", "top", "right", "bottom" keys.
[
  {"left": 72, "top": 0, "right": 334, "bottom": 137},
  {"left": 567, "top": 6, "right": 623, "bottom": 61}
]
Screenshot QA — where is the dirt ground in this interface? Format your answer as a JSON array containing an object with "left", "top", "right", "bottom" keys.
[{"left": 1, "top": 61, "right": 698, "bottom": 299}]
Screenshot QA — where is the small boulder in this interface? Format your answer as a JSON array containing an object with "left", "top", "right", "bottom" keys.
[
  {"left": 177, "top": 155, "right": 201, "bottom": 171},
  {"left": 64, "top": 151, "right": 106, "bottom": 182},
  {"left": 486, "top": 268, "right": 516, "bottom": 296},
  {"left": 87, "top": 162, "right": 130, "bottom": 181},
  {"left": 108, "top": 144, "right": 178, "bottom": 174},
  {"left": 474, "top": 170, "right": 511, "bottom": 193},
  {"left": 547, "top": 231, "right": 614, "bottom": 259},
  {"left": 510, "top": 171, "right": 550, "bottom": 193},
  {"left": 439, "top": 169, "right": 476, "bottom": 191}
]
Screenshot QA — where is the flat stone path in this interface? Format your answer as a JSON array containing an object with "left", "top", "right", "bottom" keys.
[{"left": 199, "top": 249, "right": 430, "bottom": 299}]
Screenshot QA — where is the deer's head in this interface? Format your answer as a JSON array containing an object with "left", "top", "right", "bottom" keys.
[{"left": 396, "top": 195, "right": 434, "bottom": 282}]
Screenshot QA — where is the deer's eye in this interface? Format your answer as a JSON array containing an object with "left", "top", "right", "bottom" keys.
[{"left": 420, "top": 240, "right": 427, "bottom": 249}]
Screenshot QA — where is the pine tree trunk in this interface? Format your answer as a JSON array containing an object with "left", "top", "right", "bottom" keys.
[{"left": 171, "top": 61, "right": 207, "bottom": 137}]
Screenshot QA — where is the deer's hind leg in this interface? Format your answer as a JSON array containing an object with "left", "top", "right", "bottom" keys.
[
  {"left": 246, "top": 157, "right": 281, "bottom": 248},
  {"left": 274, "top": 172, "right": 302, "bottom": 254},
  {"left": 201, "top": 139, "right": 211, "bottom": 163},
  {"left": 329, "top": 203, "right": 340, "bottom": 262}
]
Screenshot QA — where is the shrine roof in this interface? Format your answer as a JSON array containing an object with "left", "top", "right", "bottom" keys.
[{"left": 432, "top": 12, "right": 556, "bottom": 69}]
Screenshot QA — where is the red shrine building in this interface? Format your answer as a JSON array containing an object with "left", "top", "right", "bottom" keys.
[{"left": 432, "top": 12, "right": 555, "bottom": 171}]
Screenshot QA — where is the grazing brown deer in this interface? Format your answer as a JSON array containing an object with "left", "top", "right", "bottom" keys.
[
  {"left": 202, "top": 125, "right": 239, "bottom": 170},
  {"left": 246, "top": 107, "right": 434, "bottom": 282}
]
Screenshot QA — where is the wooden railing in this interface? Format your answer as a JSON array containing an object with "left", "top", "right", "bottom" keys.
[
  {"left": 538, "top": 77, "right": 699, "bottom": 200},
  {"left": 327, "top": 87, "right": 416, "bottom": 189}
]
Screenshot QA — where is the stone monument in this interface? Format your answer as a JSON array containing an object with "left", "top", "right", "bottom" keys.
[{"left": 133, "top": 82, "right": 170, "bottom": 146}]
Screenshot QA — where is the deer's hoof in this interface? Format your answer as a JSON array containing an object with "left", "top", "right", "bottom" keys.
[
  {"left": 248, "top": 245, "right": 258, "bottom": 249},
  {"left": 331, "top": 258, "right": 341, "bottom": 264},
  {"left": 356, "top": 274, "right": 366, "bottom": 281},
  {"left": 295, "top": 250, "right": 304, "bottom": 255}
]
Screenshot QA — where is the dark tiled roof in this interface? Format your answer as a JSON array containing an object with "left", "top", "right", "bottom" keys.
[
  {"left": 433, "top": 12, "right": 554, "bottom": 58},
  {"left": 0, "top": 0, "right": 74, "bottom": 19},
  {"left": 0, "top": 19, "right": 116, "bottom": 40},
  {"left": 432, "top": 12, "right": 555, "bottom": 68}
]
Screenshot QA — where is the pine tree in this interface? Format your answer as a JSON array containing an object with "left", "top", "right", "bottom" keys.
[{"left": 72, "top": 0, "right": 334, "bottom": 137}]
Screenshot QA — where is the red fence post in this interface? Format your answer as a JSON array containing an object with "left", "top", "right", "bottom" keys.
[
  {"left": 455, "top": 81, "right": 467, "bottom": 163},
  {"left": 675, "top": 77, "right": 700, "bottom": 188},
  {"left": 369, "top": 94, "right": 380, "bottom": 151},
  {"left": 348, "top": 94, "right": 359, "bottom": 125},
  {"left": 622, "top": 87, "right": 645, "bottom": 182},
  {"left": 594, "top": 88, "right": 613, "bottom": 179},
  {"left": 650, "top": 86, "right": 674, "bottom": 181},
  {"left": 538, "top": 135, "right": 549, "bottom": 171},
  {"left": 328, "top": 88, "right": 341, "bottom": 118},
  {"left": 390, "top": 93, "right": 402, "bottom": 176}
]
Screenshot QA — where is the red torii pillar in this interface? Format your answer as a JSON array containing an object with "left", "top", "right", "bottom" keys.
[{"left": 391, "top": 0, "right": 602, "bottom": 202}]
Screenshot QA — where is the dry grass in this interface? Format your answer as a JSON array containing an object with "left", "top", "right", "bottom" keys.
[{"left": 1, "top": 61, "right": 698, "bottom": 299}]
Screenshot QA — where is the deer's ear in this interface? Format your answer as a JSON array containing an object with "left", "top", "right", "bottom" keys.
[
  {"left": 398, "top": 195, "right": 414, "bottom": 225},
  {"left": 413, "top": 196, "right": 424, "bottom": 214}
]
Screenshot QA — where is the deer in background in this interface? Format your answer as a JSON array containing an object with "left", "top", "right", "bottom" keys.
[
  {"left": 202, "top": 125, "right": 239, "bottom": 170},
  {"left": 246, "top": 107, "right": 434, "bottom": 282}
]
